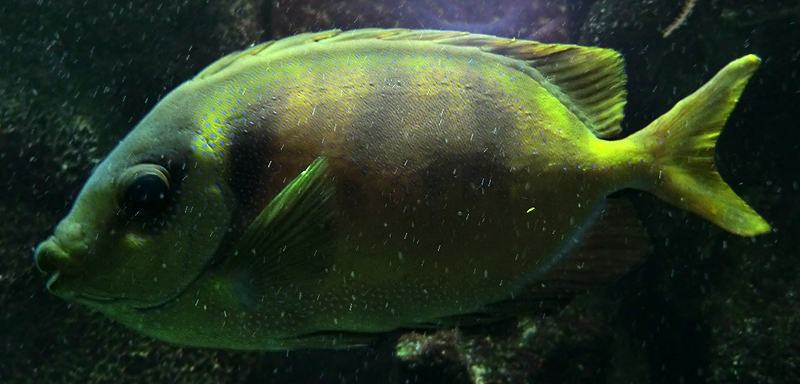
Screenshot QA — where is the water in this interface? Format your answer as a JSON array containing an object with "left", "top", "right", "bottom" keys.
[{"left": 1, "top": 0, "right": 798, "bottom": 383}]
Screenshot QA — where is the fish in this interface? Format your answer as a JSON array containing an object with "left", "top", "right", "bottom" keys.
[{"left": 33, "top": 29, "right": 770, "bottom": 350}]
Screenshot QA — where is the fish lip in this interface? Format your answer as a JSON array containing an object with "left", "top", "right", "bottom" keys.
[
  {"left": 37, "top": 240, "right": 181, "bottom": 312},
  {"left": 74, "top": 292, "right": 170, "bottom": 312},
  {"left": 36, "top": 238, "right": 181, "bottom": 312},
  {"left": 44, "top": 274, "right": 119, "bottom": 304},
  {"left": 129, "top": 297, "right": 175, "bottom": 312},
  {"left": 45, "top": 271, "right": 61, "bottom": 292},
  {"left": 76, "top": 291, "right": 178, "bottom": 311},
  {"left": 35, "top": 237, "right": 72, "bottom": 274},
  {"left": 76, "top": 292, "right": 121, "bottom": 303}
]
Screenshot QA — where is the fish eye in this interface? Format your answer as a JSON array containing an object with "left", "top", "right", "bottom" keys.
[{"left": 119, "top": 164, "right": 171, "bottom": 216}]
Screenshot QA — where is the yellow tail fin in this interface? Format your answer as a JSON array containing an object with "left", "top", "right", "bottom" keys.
[{"left": 628, "top": 55, "right": 770, "bottom": 236}]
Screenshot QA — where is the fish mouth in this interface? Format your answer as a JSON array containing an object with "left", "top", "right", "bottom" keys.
[
  {"left": 73, "top": 290, "right": 158, "bottom": 310},
  {"left": 36, "top": 244, "right": 157, "bottom": 310},
  {"left": 36, "top": 240, "right": 76, "bottom": 298},
  {"left": 36, "top": 240, "right": 186, "bottom": 313},
  {"left": 34, "top": 237, "right": 75, "bottom": 275},
  {"left": 45, "top": 271, "right": 61, "bottom": 292},
  {"left": 72, "top": 286, "right": 165, "bottom": 310},
  {"left": 36, "top": 242, "right": 182, "bottom": 312}
]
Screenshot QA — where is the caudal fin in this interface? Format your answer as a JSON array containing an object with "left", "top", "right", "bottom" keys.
[{"left": 628, "top": 55, "right": 770, "bottom": 236}]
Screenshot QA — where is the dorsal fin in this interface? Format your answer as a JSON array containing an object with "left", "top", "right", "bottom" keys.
[
  {"left": 496, "top": 43, "right": 626, "bottom": 139},
  {"left": 193, "top": 28, "right": 627, "bottom": 138},
  {"left": 193, "top": 30, "right": 343, "bottom": 80},
  {"left": 378, "top": 30, "right": 627, "bottom": 139}
]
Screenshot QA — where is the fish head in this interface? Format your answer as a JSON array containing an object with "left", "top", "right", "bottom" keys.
[{"left": 34, "top": 83, "right": 236, "bottom": 314}]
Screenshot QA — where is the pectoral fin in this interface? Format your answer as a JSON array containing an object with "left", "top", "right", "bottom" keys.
[{"left": 226, "top": 157, "right": 338, "bottom": 296}]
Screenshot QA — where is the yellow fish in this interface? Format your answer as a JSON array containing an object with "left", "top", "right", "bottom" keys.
[{"left": 33, "top": 29, "right": 769, "bottom": 350}]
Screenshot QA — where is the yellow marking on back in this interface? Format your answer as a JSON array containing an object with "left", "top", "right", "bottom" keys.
[{"left": 190, "top": 87, "right": 240, "bottom": 162}]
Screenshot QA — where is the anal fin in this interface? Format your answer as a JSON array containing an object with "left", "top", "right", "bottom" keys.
[{"left": 470, "top": 198, "right": 651, "bottom": 320}]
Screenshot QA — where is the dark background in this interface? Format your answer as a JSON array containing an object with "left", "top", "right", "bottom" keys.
[{"left": 1, "top": 0, "right": 797, "bottom": 383}]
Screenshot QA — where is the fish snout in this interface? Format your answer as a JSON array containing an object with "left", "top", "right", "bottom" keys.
[
  {"left": 34, "top": 221, "right": 91, "bottom": 275},
  {"left": 34, "top": 238, "right": 75, "bottom": 276}
]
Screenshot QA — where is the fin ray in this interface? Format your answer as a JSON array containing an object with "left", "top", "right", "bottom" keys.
[
  {"left": 627, "top": 55, "right": 770, "bottom": 236},
  {"left": 193, "top": 28, "right": 627, "bottom": 139},
  {"left": 223, "top": 157, "right": 338, "bottom": 295}
]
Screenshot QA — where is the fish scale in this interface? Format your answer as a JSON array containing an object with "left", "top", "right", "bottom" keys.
[{"left": 33, "top": 29, "right": 770, "bottom": 350}]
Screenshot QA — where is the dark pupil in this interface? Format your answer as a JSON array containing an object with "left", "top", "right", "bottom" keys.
[{"left": 125, "top": 174, "right": 169, "bottom": 215}]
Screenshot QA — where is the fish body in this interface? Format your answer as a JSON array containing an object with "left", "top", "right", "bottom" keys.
[{"left": 34, "top": 29, "right": 769, "bottom": 350}]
